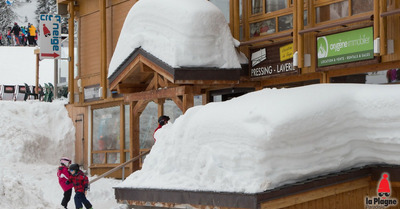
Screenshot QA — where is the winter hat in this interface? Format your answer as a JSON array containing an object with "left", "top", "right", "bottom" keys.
[
  {"left": 69, "top": 163, "right": 80, "bottom": 172},
  {"left": 60, "top": 157, "right": 71, "bottom": 166},
  {"left": 158, "top": 115, "right": 170, "bottom": 126},
  {"left": 378, "top": 173, "right": 391, "bottom": 199}
]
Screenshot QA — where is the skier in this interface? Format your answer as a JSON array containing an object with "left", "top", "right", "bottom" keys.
[
  {"left": 27, "top": 23, "right": 37, "bottom": 46},
  {"left": 10, "top": 22, "right": 21, "bottom": 45},
  {"left": 153, "top": 115, "right": 170, "bottom": 143},
  {"left": 58, "top": 157, "right": 73, "bottom": 209},
  {"left": 66, "top": 164, "right": 93, "bottom": 209}
]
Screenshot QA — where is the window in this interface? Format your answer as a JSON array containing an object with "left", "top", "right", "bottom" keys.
[
  {"left": 278, "top": 14, "right": 293, "bottom": 32},
  {"left": 252, "top": 0, "right": 263, "bottom": 14},
  {"left": 266, "top": 0, "right": 287, "bottom": 13},
  {"left": 250, "top": 18, "right": 276, "bottom": 38},
  {"left": 316, "top": 1, "right": 349, "bottom": 23},
  {"left": 92, "top": 106, "right": 121, "bottom": 164},
  {"left": 124, "top": 104, "right": 130, "bottom": 159},
  {"left": 351, "top": 0, "right": 373, "bottom": 15}
]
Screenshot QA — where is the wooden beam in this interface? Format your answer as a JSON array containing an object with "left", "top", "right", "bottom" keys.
[
  {"left": 174, "top": 80, "right": 239, "bottom": 85},
  {"left": 109, "top": 56, "right": 141, "bottom": 91},
  {"left": 124, "top": 86, "right": 195, "bottom": 102},
  {"left": 140, "top": 56, "right": 174, "bottom": 83},
  {"left": 183, "top": 93, "right": 194, "bottom": 113},
  {"left": 100, "top": 0, "right": 107, "bottom": 99},
  {"left": 133, "top": 100, "right": 150, "bottom": 115},
  {"left": 171, "top": 96, "right": 183, "bottom": 112},
  {"left": 380, "top": 0, "right": 387, "bottom": 55},
  {"left": 68, "top": 1, "right": 75, "bottom": 104},
  {"left": 260, "top": 177, "right": 371, "bottom": 209},
  {"left": 116, "top": 83, "right": 147, "bottom": 94}
]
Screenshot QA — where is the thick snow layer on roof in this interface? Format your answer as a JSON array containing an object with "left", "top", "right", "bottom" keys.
[
  {"left": 108, "top": 0, "right": 242, "bottom": 78},
  {"left": 117, "top": 84, "right": 400, "bottom": 193}
]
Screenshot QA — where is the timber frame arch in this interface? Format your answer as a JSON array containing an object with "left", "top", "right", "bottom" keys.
[{"left": 108, "top": 47, "right": 245, "bottom": 171}]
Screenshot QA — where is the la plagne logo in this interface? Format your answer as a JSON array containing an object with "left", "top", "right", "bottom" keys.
[{"left": 365, "top": 173, "right": 398, "bottom": 208}]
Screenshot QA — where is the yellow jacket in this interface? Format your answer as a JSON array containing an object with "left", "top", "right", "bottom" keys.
[{"left": 29, "top": 25, "right": 36, "bottom": 36}]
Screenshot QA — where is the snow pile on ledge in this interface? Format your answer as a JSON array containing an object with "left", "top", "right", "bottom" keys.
[
  {"left": 108, "top": 0, "right": 241, "bottom": 77},
  {"left": 117, "top": 84, "right": 400, "bottom": 193}
]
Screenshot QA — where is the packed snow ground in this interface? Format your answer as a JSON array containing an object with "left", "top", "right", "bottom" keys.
[
  {"left": 118, "top": 84, "right": 400, "bottom": 193},
  {"left": 0, "top": 100, "right": 127, "bottom": 209}
]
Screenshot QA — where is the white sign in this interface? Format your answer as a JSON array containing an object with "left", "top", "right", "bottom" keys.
[{"left": 39, "top": 14, "right": 61, "bottom": 60}]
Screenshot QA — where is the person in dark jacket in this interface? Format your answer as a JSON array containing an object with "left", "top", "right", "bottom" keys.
[
  {"left": 10, "top": 22, "right": 21, "bottom": 45},
  {"left": 66, "top": 164, "right": 93, "bottom": 209},
  {"left": 153, "top": 115, "right": 170, "bottom": 143}
]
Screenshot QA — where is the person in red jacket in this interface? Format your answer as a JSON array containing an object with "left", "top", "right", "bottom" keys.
[
  {"left": 67, "top": 164, "right": 93, "bottom": 209},
  {"left": 153, "top": 115, "right": 170, "bottom": 143},
  {"left": 58, "top": 157, "right": 74, "bottom": 209}
]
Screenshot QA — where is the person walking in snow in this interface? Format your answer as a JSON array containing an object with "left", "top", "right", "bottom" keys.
[
  {"left": 58, "top": 157, "right": 74, "bottom": 209},
  {"left": 66, "top": 164, "right": 93, "bottom": 209},
  {"left": 10, "top": 22, "right": 21, "bottom": 46},
  {"left": 153, "top": 115, "right": 170, "bottom": 143}
]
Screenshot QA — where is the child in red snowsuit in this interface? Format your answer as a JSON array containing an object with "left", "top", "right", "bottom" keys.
[
  {"left": 66, "top": 164, "right": 93, "bottom": 209},
  {"left": 58, "top": 157, "right": 74, "bottom": 209}
]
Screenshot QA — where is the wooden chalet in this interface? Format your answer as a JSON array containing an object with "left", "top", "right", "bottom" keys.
[{"left": 56, "top": 0, "right": 400, "bottom": 208}]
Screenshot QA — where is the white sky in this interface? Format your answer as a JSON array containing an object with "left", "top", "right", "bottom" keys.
[{"left": 0, "top": 47, "right": 55, "bottom": 85}]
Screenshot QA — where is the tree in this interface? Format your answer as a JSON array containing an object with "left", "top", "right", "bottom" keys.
[
  {"left": 0, "top": 1, "right": 18, "bottom": 32},
  {"left": 34, "top": 0, "right": 57, "bottom": 23}
]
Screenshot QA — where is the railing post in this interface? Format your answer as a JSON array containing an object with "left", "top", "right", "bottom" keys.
[{"left": 122, "top": 166, "right": 125, "bottom": 181}]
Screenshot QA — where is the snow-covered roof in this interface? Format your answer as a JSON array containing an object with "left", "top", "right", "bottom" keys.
[
  {"left": 116, "top": 84, "right": 400, "bottom": 193},
  {"left": 108, "top": 0, "right": 242, "bottom": 78}
]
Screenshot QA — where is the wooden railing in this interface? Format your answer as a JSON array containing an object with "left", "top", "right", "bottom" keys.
[{"left": 90, "top": 149, "right": 150, "bottom": 184}]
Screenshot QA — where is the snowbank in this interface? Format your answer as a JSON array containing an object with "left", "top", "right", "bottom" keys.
[
  {"left": 117, "top": 84, "right": 400, "bottom": 193},
  {"left": 0, "top": 100, "right": 75, "bottom": 163},
  {"left": 0, "top": 100, "right": 125, "bottom": 209},
  {"left": 108, "top": 0, "right": 241, "bottom": 77}
]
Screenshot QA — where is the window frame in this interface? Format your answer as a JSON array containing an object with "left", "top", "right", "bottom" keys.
[{"left": 90, "top": 102, "right": 130, "bottom": 166}]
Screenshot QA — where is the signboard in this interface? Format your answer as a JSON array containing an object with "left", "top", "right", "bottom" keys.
[
  {"left": 84, "top": 84, "right": 101, "bottom": 102},
  {"left": 250, "top": 43, "right": 297, "bottom": 78},
  {"left": 317, "top": 27, "right": 374, "bottom": 67},
  {"left": 39, "top": 14, "right": 61, "bottom": 60}
]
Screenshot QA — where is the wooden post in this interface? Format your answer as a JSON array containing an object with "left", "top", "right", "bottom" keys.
[
  {"left": 380, "top": 0, "right": 387, "bottom": 55},
  {"left": 120, "top": 103, "right": 125, "bottom": 165},
  {"left": 54, "top": 60, "right": 58, "bottom": 98},
  {"left": 100, "top": 0, "right": 107, "bottom": 99},
  {"left": 293, "top": 0, "right": 298, "bottom": 54},
  {"left": 35, "top": 49, "right": 40, "bottom": 94},
  {"left": 130, "top": 102, "right": 140, "bottom": 173},
  {"left": 68, "top": 1, "right": 75, "bottom": 104},
  {"left": 297, "top": 0, "right": 304, "bottom": 68},
  {"left": 373, "top": 0, "right": 380, "bottom": 55}
]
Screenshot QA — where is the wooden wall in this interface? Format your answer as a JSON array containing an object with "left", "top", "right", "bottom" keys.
[{"left": 260, "top": 178, "right": 400, "bottom": 209}]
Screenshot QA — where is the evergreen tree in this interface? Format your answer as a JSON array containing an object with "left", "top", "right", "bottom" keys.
[
  {"left": 34, "top": 0, "right": 57, "bottom": 23},
  {"left": 0, "top": 1, "right": 18, "bottom": 32}
]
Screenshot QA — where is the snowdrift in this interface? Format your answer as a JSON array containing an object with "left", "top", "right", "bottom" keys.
[
  {"left": 117, "top": 84, "right": 400, "bottom": 193},
  {"left": 0, "top": 100, "right": 75, "bottom": 163}
]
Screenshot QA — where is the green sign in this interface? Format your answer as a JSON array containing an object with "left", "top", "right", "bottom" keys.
[{"left": 317, "top": 27, "right": 374, "bottom": 67}]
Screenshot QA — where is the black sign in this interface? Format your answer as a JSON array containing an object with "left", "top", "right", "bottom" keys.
[{"left": 249, "top": 43, "right": 298, "bottom": 78}]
